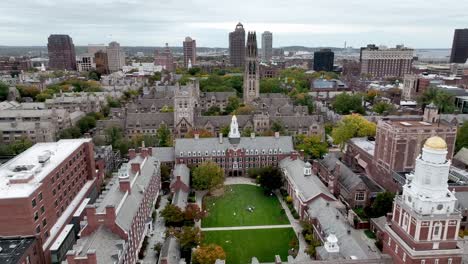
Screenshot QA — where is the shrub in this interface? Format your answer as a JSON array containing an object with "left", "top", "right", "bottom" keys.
[{"left": 286, "top": 196, "right": 293, "bottom": 203}]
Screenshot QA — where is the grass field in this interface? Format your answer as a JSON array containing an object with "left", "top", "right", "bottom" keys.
[
  {"left": 203, "top": 228, "right": 297, "bottom": 264},
  {"left": 201, "top": 184, "right": 289, "bottom": 227}
]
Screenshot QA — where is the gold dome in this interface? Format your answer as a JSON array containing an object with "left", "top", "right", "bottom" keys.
[{"left": 424, "top": 136, "right": 447, "bottom": 150}]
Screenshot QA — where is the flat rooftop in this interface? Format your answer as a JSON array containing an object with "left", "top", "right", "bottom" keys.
[
  {"left": 382, "top": 119, "right": 451, "bottom": 129},
  {"left": 0, "top": 236, "right": 37, "bottom": 264},
  {"left": 0, "top": 139, "right": 91, "bottom": 199},
  {"left": 350, "top": 137, "right": 375, "bottom": 156}
]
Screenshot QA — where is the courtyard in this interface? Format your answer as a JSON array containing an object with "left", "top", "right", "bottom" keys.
[{"left": 201, "top": 184, "right": 298, "bottom": 263}]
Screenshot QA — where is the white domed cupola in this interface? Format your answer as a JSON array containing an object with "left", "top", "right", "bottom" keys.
[{"left": 304, "top": 161, "right": 312, "bottom": 176}]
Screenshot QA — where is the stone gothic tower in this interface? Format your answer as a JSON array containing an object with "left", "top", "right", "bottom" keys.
[
  {"left": 243, "top": 31, "right": 260, "bottom": 104},
  {"left": 174, "top": 83, "right": 197, "bottom": 136},
  {"left": 383, "top": 136, "right": 463, "bottom": 264}
]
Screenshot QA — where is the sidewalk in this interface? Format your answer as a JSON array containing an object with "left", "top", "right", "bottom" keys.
[
  {"left": 141, "top": 194, "right": 169, "bottom": 264},
  {"left": 201, "top": 224, "right": 292, "bottom": 231}
]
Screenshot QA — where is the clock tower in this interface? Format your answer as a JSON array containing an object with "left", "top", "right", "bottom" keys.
[
  {"left": 384, "top": 136, "right": 463, "bottom": 264},
  {"left": 243, "top": 31, "right": 260, "bottom": 104}
]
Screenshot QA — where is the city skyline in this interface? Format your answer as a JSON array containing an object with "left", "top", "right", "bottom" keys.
[{"left": 0, "top": 0, "right": 467, "bottom": 48}]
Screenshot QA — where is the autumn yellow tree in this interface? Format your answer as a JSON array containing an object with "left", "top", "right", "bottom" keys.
[
  {"left": 192, "top": 244, "right": 226, "bottom": 264},
  {"left": 332, "top": 114, "right": 376, "bottom": 149},
  {"left": 185, "top": 129, "right": 214, "bottom": 138}
]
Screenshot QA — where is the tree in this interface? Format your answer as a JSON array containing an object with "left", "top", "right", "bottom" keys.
[
  {"left": 248, "top": 166, "right": 283, "bottom": 192},
  {"left": 88, "top": 70, "right": 101, "bottom": 81},
  {"left": 184, "top": 204, "right": 206, "bottom": 222},
  {"left": 372, "top": 101, "right": 395, "bottom": 115},
  {"left": 241, "top": 127, "right": 254, "bottom": 137},
  {"left": 365, "top": 89, "right": 380, "bottom": 103},
  {"left": 10, "top": 137, "right": 33, "bottom": 154},
  {"left": 332, "top": 114, "right": 376, "bottom": 149},
  {"left": 220, "top": 126, "right": 230, "bottom": 137},
  {"left": 192, "top": 161, "right": 224, "bottom": 191},
  {"left": 234, "top": 105, "right": 254, "bottom": 115},
  {"left": 156, "top": 124, "right": 172, "bottom": 147},
  {"left": 161, "top": 204, "right": 184, "bottom": 227},
  {"left": 225, "top": 96, "right": 241, "bottom": 114},
  {"left": 295, "top": 135, "right": 328, "bottom": 159},
  {"left": 0, "top": 81, "right": 9, "bottom": 101},
  {"left": 332, "top": 93, "right": 365, "bottom": 115},
  {"left": 168, "top": 226, "right": 203, "bottom": 251},
  {"left": 260, "top": 78, "right": 285, "bottom": 93},
  {"left": 192, "top": 244, "right": 226, "bottom": 264},
  {"left": 271, "top": 120, "right": 285, "bottom": 133},
  {"left": 418, "top": 86, "right": 456, "bottom": 114},
  {"left": 203, "top": 106, "right": 221, "bottom": 116},
  {"left": 77, "top": 115, "right": 97, "bottom": 133},
  {"left": 456, "top": 122, "right": 468, "bottom": 152},
  {"left": 59, "top": 127, "right": 82, "bottom": 139},
  {"left": 369, "top": 191, "right": 395, "bottom": 218},
  {"left": 17, "top": 85, "right": 40, "bottom": 100},
  {"left": 160, "top": 164, "right": 171, "bottom": 183},
  {"left": 188, "top": 67, "right": 202, "bottom": 76},
  {"left": 185, "top": 129, "right": 213, "bottom": 138}
]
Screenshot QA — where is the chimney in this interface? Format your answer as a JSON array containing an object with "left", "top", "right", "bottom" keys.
[
  {"left": 274, "top": 132, "right": 280, "bottom": 138},
  {"left": 119, "top": 179, "right": 131, "bottom": 194},
  {"left": 131, "top": 163, "right": 140, "bottom": 174},
  {"left": 147, "top": 148, "right": 153, "bottom": 156},
  {"left": 219, "top": 133, "right": 223, "bottom": 144},
  {"left": 141, "top": 148, "right": 148, "bottom": 158},
  {"left": 194, "top": 133, "right": 199, "bottom": 140},
  {"left": 128, "top": 149, "right": 136, "bottom": 160},
  {"left": 250, "top": 133, "right": 255, "bottom": 139}
]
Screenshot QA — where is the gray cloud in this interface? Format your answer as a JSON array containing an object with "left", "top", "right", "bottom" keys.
[{"left": 0, "top": 0, "right": 466, "bottom": 48}]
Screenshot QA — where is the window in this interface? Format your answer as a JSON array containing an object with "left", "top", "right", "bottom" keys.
[
  {"left": 40, "top": 206, "right": 45, "bottom": 214},
  {"left": 34, "top": 212, "right": 38, "bottom": 221},
  {"left": 448, "top": 258, "right": 452, "bottom": 264},
  {"left": 32, "top": 199, "right": 36, "bottom": 207},
  {"left": 355, "top": 192, "right": 365, "bottom": 201},
  {"left": 433, "top": 223, "right": 442, "bottom": 240},
  {"left": 42, "top": 218, "right": 47, "bottom": 227},
  {"left": 38, "top": 192, "right": 43, "bottom": 201},
  {"left": 35, "top": 226, "right": 41, "bottom": 233}
]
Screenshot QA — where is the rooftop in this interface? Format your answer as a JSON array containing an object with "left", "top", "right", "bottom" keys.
[
  {"left": 0, "top": 236, "right": 37, "bottom": 264},
  {"left": 349, "top": 138, "right": 375, "bottom": 156},
  {"left": 0, "top": 139, "right": 91, "bottom": 199}
]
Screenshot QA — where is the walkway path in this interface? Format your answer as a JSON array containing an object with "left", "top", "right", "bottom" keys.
[
  {"left": 275, "top": 191, "right": 310, "bottom": 261},
  {"left": 224, "top": 177, "right": 257, "bottom": 185},
  {"left": 141, "top": 194, "right": 169, "bottom": 264},
  {"left": 201, "top": 224, "right": 292, "bottom": 231}
]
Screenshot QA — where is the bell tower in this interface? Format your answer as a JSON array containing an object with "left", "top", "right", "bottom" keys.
[
  {"left": 383, "top": 136, "right": 463, "bottom": 264},
  {"left": 243, "top": 31, "right": 260, "bottom": 104}
]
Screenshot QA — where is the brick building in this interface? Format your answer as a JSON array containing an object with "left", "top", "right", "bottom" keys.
[
  {"left": 183, "top": 37, "right": 196, "bottom": 68},
  {"left": 154, "top": 43, "right": 175, "bottom": 72},
  {"left": 0, "top": 236, "right": 45, "bottom": 264},
  {"left": 47, "top": 35, "right": 76, "bottom": 71},
  {"left": 0, "top": 139, "right": 99, "bottom": 262},
  {"left": 174, "top": 116, "right": 295, "bottom": 177},
  {"left": 360, "top": 44, "right": 413, "bottom": 77},
  {"left": 229, "top": 23, "right": 246, "bottom": 68},
  {"left": 66, "top": 148, "right": 161, "bottom": 264},
  {"left": 383, "top": 137, "right": 464, "bottom": 263}
]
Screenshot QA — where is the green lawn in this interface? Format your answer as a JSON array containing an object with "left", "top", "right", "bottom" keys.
[
  {"left": 203, "top": 228, "right": 297, "bottom": 264},
  {"left": 202, "top": 184, "right": 289, "bottom": 227}
]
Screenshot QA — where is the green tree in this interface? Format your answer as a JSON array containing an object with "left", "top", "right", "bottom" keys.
[
  {"left": 88, "top": 70, "right": 101, "bottom": 81},
  {"left": 332, "top": 93, "right": 365, "bottom": 115},
  {"left": 225, "top": 96, "right": 241, "bottom": 114},
  {"left": 188, "top": 67, "right": 202, "bottom": 76},
  {"left": 16, "top": 85, "right": 40, "bottom": 100},
  {"left": 77, "top": 116, "right": 97, "bottom": 134},
  {"left": 192, "top": 244, "right": 226, "bottom": 264},
  {"left": 10, "top": 137, "right": 33, "bottom": 154},
  {"left": 58, "top": 127, "right": 82, "bottom": 139},
  {"left": 295, "top": 135, "right": 328, "bottom": 159},
  {"left": 156, "top": 124, "right": 172, "bottom": 147},
  {"left": 220, "top": 126, "right": 230, "bottom": 137},
  {"left": 0, "top": 81, "right": 9, "bottom": 101},
  {"left": 192, "top": 161, "right": 224, "bottom": 191},
  {"left": 241, "top": 127, "right": 254, "bottom": 137},
  {"left": 203, "top": 106, "right": 221, "bottom": 116},
  {"left": 260, "top": 78, "right": 285, "bottom": 93},
  {"left": 332, "top": 114, "right": 376, "bottom": 149},
  {"left": 456, "top": 122, "right": 468, "bottom": 152},
  {"left": 372, "top": 101, "right": 395, "bottom": 115},
  {"left": 169, "top": 226, "right": 203, "bottom": 253},
  {"left": 104, "top": 126, "right": 124, "bottom": 147},
  {"left": 271, "top": 120, "right": 285, "bottom": 134},
  {"left": 369, "top": 192, "right": 395, "bottom": 218},
  {"left": 254, "top": 167, "right": 283, "bottom": 192},
  {"left": 418, "top": 86, "right": 456, "bottom": 114},
  {"left": 161, "top": 204, "right": 184, "bottom": 227}
]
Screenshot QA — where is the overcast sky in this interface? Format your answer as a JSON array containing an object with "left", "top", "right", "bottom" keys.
[{"left": 0, "top": 0, "right": 466, "bottom": 48}]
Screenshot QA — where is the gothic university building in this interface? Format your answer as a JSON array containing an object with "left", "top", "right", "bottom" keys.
[
  {"left": 383, "top": 136, "right": 464, "bottom": 264},
  {"left": 96, "top": 27, "right": 324, "bottom": 140}
]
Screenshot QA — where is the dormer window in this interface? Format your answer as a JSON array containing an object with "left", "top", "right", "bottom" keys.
[
  {"left": 255, "top": 149, "right": 259, "bottom": 155},
  {"left": 198, "top": 151, "right": 201, "bottom": 157},
  {"left": 188, "top": 152, "right": 192, "bottom": 157},
  {"left": 180, "top": 152, "right": 184, "bottom": 157},
  {"left": 205, "top": 151, "right": 209, "bottom": 156}
]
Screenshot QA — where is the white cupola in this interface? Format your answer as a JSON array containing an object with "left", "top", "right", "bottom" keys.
[
  {"left": 304, "top": 161, "right": 312, "bottom": 176},
  {"left": 324, "top": 233, "right": 340, "bottom": 253}
]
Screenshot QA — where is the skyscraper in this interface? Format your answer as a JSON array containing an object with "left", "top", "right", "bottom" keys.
[
  {"left": 47, "top": 34, "right": 76, "bottom": 70},
  {"left": 243, "top": 32, "right": 260, "bottom": 103},
  {"left": 229, "top": 23, "right": 246, "bottom": 68},
  {"left": 107, "top": 41, "right": 125, "bottom": 73},
  {"left": 183, "top": 37, "right": 196, "bottom": 68},
  {"left": 313, "top": 49, "right": 334, "bottom": 72},
  {"left": 450, "top": 28, "right": 468, "bottom": 64},
  {"left": 261, "top": 31, "right": 273, "bottom": 62}
]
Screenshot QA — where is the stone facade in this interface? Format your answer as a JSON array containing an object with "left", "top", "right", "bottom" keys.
[{"left": 243, "top": 31, "right": 260, "bottom": 104}]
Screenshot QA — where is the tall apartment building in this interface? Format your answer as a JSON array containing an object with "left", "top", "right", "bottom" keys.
[
  {"left": 360, "top": 44, "right": 413, "bottom": 77},
  {"left": 154, "top": 43, "right": 175, "bottom": 72},
  {"left": 47, "top": 35, "right": 76, "bottom": 71},
  {"left": 229, "top": 22, "right": 246, "bottom": 68},
  {"left": 313, "top": 49, "right": 334, "bottom": 72},
  {"left": 0, "top": 139, "right": 98, "bottom": 261},
  {"left": 183, "top": 37, "right": 196, "bottom": 68},
  {"left": 76, "top": 54, "right": 96, "bottom": 72},
  {"left": 243, "top": 31, "right": 260, "bottom": 103},
  {"left": 94, "top": 50, "right": 109, "bottom": 75},
  {"left": 383, "top": 137, "right": 463, "bottom": 263},
  {"left": 107, "top": 41, "right": 125, "bottom": 73},
  {"left": 66, "top": 148, "right": 161, "bottom": 264},
  {"left": 261, "top": 31, "right": 273, "bottom": 62},
  {"left": 450, "top": 28, "right": 468, "bottom": 64}
]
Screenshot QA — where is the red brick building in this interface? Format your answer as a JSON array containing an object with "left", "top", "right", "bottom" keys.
[
  {"left": 383, "top": 137, "right": 464, "bottom": 263},
  {"left": 0, "top": 139, "right": 98, "bottom": 262},
  {"left": 66, "top": 148, "right": 161, "bottom": 264}
]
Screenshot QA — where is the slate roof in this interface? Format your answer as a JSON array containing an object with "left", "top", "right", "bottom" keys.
[
  {"left": 72, "top": 226, "right": 124, "bottom": 264},
  {"left": 454, "top": 147, "right": 468, "bottom": 166},
  {"left": 126, "top": 112, "right": 174, "bottom": 127},
  {"left": 159, "top": 237, "right": 181, "bottom": 264},
  {"left": 279, "top": 157, "right": 334, "bottom": 202},
  {"left": 175, "top": 136, "right": 294, "bottom": 155},
  {"left": 152, "top": 147, "right": 175, "bottom": 162}
]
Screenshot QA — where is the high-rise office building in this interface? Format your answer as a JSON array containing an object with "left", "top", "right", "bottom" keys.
[
  {"left": 106, "top": 41, "right": 125, "bottom": 73},
  {"left": 261, "top": 31, "right": 273, "bottom": 62},
  {"left": 313, "top": 49, "right": 334, "bottom": 72},
  {"left": 154, "top": 43, "right": 175, "bottom": 72},
  {"left": 94, "top": 50, "right": 109, "bottom": 75},
  {"left": 450, "top": 28, "right": 468, "bottom": 64},
  {"left": 229, "top": 23, "right": 246, "bottom": 68},
  {"left": 183, "top": 37, "right": 197, "bottom": 68},
  {"left": 243, "top": 32, "right": 260, "bottom": 103},
  {"left": 47, "top": 34, "right": 76, "bottom": 71},
  {"left": 360, "top": 44, "right": 413, "bottom": 77}
]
